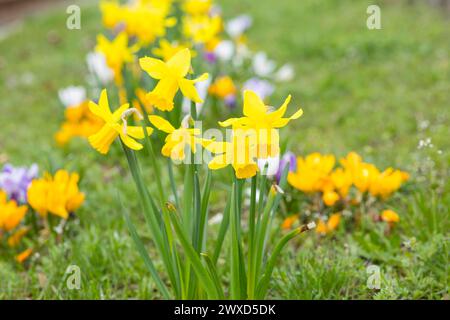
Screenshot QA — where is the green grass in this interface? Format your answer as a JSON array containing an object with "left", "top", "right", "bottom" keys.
[{"left": 0, "top": 0, "right": 448, "bottom": 299}]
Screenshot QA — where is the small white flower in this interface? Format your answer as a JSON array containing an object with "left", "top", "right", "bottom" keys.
[
  {"left": 226, "top": 14, "right": 252, "bottom": 38},
  {"left": 257, "top": 156, "right": 280, "bottom": 177},
  {"left": 252, "top": 51, "right": 276, "bottom": 77},
  {"left": 86, "top": 52, "right": 114, "bottom": 85},
  {"left": 209, "top": 213, "right": 223, "bottom": 225},
  {"left": 58, "top": 86, "right": 86, "bottom": 108},
  {"left": 214, "top": 40, "right": 235, "bottom": 61},
  {"left": 275, "top": 64, "right": 295, "bottom": 82}
]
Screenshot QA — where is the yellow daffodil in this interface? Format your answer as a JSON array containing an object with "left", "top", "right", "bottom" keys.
[
  {"left": 316, "top": 213, "right": 341, "bottom": 235},
  {"left": 219, "top": 90, "right": 303, "bottom": 158},
  {"left": 96, "top": 32, "right": 138, "bottom": 84},
  {"left": 287, "top": 153, "right": 335, "bottom": 193},
  {"left": 205, "top": 130, "right": 259, "bottom": 179},
  {"left": 0, "top": 191, "right": 27, "bottom": 232},
  {"left": 140, "top": 48, "right": 209, "bottom": 111},
  {"left": 381, "top": 209, "right": 400, "bottom": 223},
  {"left": 183, "top": 0, "right": 212, "bottom": 16},
  {"left": 208, "top": 76, "right": 237, "bottom": 99},
  {"left": 152, "top": 39, "right": 194, "bottom": 62},
  {"left": 183, "top": 14, "right": 222, "bottom": 50},
  {"left": 149, "top": 115, "right": 204, "bottom": 161},
  {"left": 27, "top": 170, "right": 85, "bottom": 219},
  {"left": 88, "top": 89, "right": 153, "bottom": 154},
  {"left": 100, "top": 0, "right": 122, "bottom": 29}
]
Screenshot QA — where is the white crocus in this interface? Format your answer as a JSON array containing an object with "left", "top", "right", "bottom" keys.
[
  {"left": 86, "top": 52, "right": 114, "bottom": 85},
  {"left": 226, "top": 14, "right": 252, "bottom": 38},
  {"left": 252, "top": 51, "right": 276, "bottom": 77},
  {"left": 214, "top": 40, "right": 235, "bottom": 61},
  {"left": 257, "top": 156, "right": 280, "bottom": 177},
  {"left": 58, "top": 86, "right": 86, "bottom": 108},
  {"left": 275, "top": 64, "right": 295, "bottom": 82}
]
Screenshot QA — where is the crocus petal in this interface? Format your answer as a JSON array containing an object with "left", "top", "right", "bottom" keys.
[
  {"left": 243, "top": 90, "right": 266, "bottom": 118},
  {"left": 148, "top": 115, "right": 176, "bottom": 133},
  {"left": 139, "top": 57, "right": 168, "bottom": 79},
  {"left": 167, "top": 48, "right": 191, "bottom": 78}
]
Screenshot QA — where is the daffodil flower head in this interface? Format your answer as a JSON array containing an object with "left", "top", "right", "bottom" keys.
[
  {"left": 219, "top": 90, "right": 303, "bottom": 158},
  {"left": 88, "top": 89, "right": 153, "bottom": 154},
  {"left": 149, "top": 115, "right": 203, "bottom": 161},
  {"left": 140, "top": 48, "right": 208, "bottom": 111},
  {"left": 206, "top": 129, "right": 259, "bottom": 179},
  {"left": 95, "top": 32, "right": 139, "bottom": 85}
]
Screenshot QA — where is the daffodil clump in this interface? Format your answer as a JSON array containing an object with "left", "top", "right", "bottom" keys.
[
  {"left": 280, "top": 151, "right": 409, "bottom": 235},
  {"left": 0, "top": 164, "right": 84, "bottom": 264}
]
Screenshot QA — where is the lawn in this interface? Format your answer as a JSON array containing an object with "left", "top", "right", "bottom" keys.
[{"left": 0, "top": 0, "right": 448, "bottom": 299}]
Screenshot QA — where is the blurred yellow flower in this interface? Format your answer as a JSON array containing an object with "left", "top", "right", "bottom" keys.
[
  {"left": 330, "top": 167, "right": 352, "bottom": 197},
  {"left": 27, "top": 170, "right": 85, "bottom": 219},
  {"left": 281, "top": 215, "right": 298, "bottom": 230},
  {"left": 381, "top": 209, "right": 400, "bottom": 223},
  {"left": 183, "top": 0, "right": 212, "bottom": 16},
  {"left": 322, "top": 190, "right": 340, "bottom": 206},
  {"left": 149, "top": 115, "right": 203, "bottom": 161},
  {"left": 209, "top": 76, "right": 237, "bottom": 99},
  {"left": 7, "top": 227, "right": 30, "bottom": 247},
  {"left": 183, "top": 14, "right": 222, "bottom": 50},
  {"left": 15, "top": 248, "right": 33, "bottom": 264},
  {"left": 140, "top": 48, "right": 208, "bottom": 111},
  {"left": 88, "top": 89, "right": 153, "bottom": 154},
  {"left": 55, "top": 101, "right": 103, "bottom": 146},
  {"left": 353, "top": 162, "right": 379, "bottom": 193},
  {"left": 152, "top": 39, "right": 194, "bottom": 62},
  {"left": 96, "top": 32, "right": 138, "bottom": 84},
  {"left": 316, "top": 213, "right": 341, "bottom": 235},
  {"left": 0, "top": 191, "right": 27, "bottom": 232},
  {"left": 369, "top": 168, "right": 409, "bottom": 198}
]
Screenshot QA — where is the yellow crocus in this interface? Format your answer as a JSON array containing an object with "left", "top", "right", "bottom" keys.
[
  {"left": 322, "top": 191, "right": 340, "bottom": 206},
  {"left": 0, "top": 191, "right": 27, "bottom": 232},
  {"left": 353, "top": 162, "right": 379, "bottom": 193},
  {"left": 28, "top": 170, "right": 85, "bottom": 219},
  {"left": 140, "top": 48, "right": 209, "bottom": 111},
  {"left": 316, "top": 213, "right": 341, "bottom": 235},
  {"left": 149, "top": 115, "right": 203, "bottom": 161},
  {"left": 96, "top": 32, "right": 138, "bottom": 84},
  {"left": 288, "top": 153, "right": 335, "bottom": 193},
  {"left": 369, "top": 168, "right": 408, "bottom": 199},
  {"left": 88, "top": 89, "right": 153, "bottom": 154},
  {"left": 16, "top": 248, "right": 33, "bottom": 264},
  {"left": 330, "top": 167, "right": 352, "bottom": 197},
  {"left": 381, "top": 209, "right": 400, "bottom": 223},
  {"left": 281, "top": 215, "right": 298, "bottom": 230}
]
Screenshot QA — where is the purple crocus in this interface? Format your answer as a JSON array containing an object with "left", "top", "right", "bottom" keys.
[
  {"left": 203, "top": 51, "right": 217, "bottom": 64},
  {"left": 224, "top": 94, "right": 237, "bottom": 109},
  {"left": 275, "top": 152, "right": 297, "bottom": 183},
  {"left": 0, "top": 163, "right": 38, "bottom": 204},
  {"left": 243, "top": 78, "right": 274, "bottom": 101}
]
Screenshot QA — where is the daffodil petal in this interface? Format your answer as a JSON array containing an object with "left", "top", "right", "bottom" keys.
[
  {"left": 179, "top": 79, "right": 202, "bottom": 102},
  {"left": 139, "top": 57, "right": 168, "bottom": 79},
  {"left": 208, "top": 155, "right": 229, "bottom": 170},
  {"left": 268, "top": 95, "right": 291, "bottom": 121},
  {"left": 167, "top": 48, "right": 191, "bottom": 78},
  {"left": 193, "top": 73, "right": 209, "bottom": 83},
  {"left": 243, "top": 90, "right": 266, "bottom": 118},
  {"left": 148, "top": 115, "right": 176, "bottom": 133},
  {"left": 120, "top": 133, "right": 143, "bottom": 150},
  {"left": 89, "top": 89, "right": 112, "bottom": 121},
  {"left": 125, "top": 126, "right": 153, "bottom": 139}
]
